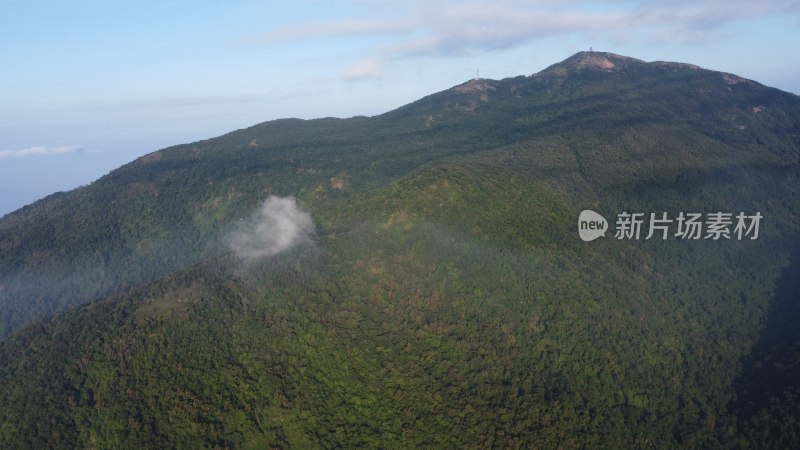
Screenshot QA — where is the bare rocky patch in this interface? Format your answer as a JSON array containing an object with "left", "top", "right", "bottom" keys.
[
  {"left": 722, "top": 73, "right": 750, "bottom": 85},
  {"left": 330, "top": 176, "right": 346, "bottom": 190},
  {"left": 579, "top": 54, "right": 616, "bottom": 71},
  {"left": 454, "top": 79, "right": 496, "bottom": 94}
]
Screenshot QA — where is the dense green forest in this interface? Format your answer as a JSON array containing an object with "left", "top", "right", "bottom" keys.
[{"left": 1, "top": 52, "right": 799, "bottom": 448}]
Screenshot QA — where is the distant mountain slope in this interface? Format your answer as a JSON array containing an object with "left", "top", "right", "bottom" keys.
[
  {"left": 1, "top": 51, "right": 797, "bottom": 337},
  {"left": 1, "top": 52, "right": 799, "bottom": 448}
]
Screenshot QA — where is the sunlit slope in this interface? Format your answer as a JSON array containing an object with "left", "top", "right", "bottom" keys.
[
  {"left": 0, "top": 52, "right": 799, "bottom": 448},
  {"left": 1, "top": 124, "right": 799, "bottom": 448},
  {"left": 1, "top": 52, "right": 797, "bottom": 337}
]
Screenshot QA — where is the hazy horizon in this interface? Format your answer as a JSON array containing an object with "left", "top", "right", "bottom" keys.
[{"left": 3, "top": 0, "right": 800, "bottom": 217}]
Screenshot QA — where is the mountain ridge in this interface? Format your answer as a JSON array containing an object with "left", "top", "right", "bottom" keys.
[
  {"left": 2, "top": 50, "right": 797, "bottom": 338},
  {"left": 1, "top": 52, "right": 799, "bottom": 448}
]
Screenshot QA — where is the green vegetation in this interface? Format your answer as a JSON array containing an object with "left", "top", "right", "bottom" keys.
[{"left": 0, "top": 52, "right": 799, "bottom": 448}]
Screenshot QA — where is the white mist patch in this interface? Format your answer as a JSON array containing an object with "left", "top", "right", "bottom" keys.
[{"left": 227, "top": 196, "right": 314, "bottom": 260}]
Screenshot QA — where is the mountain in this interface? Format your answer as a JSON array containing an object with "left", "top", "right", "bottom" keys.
[{"left": 1, "top": 51, "right": 799, "bottom": 448}]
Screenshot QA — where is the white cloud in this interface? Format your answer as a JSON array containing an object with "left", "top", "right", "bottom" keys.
[
  {"left": 226, "top": 196, "right": 315, "bottom": 260},
  {"left": 343, "top": 58, "right": 384, "bottom": 80},
  {"left": 383, "top": 8, "right": 629, "bottom": 57},
  {"left": 0, "top": 145, "right": 82, "bottom": 159},
  {"left": 245, "top": 0, "right": 800, "bottom": 64}
]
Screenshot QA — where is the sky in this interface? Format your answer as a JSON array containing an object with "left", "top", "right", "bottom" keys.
[{"left": 2, "top": 0, "right": 799, "bottom": 217}]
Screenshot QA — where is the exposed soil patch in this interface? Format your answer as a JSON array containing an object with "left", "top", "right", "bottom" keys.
[
  {"left": 578, "top": 54, "right": 616, "bottom": 71},
  {"left": 141, "top": 151, "right": 163, "bottom": 163},
  {"left": 653, "top": 61, "right": 701, "bottom": 71},
  {"left": 722, "top": 73, "right": 749, "bottom": 85},
  {"left": 454, "top": 79, "right": 496, "bottom": 94},
  {"left": 330, "top": 177, "right": 346, "bottom": 190}
]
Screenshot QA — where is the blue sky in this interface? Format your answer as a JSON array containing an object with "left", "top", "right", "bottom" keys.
[{"left": 2, "top": 0, "right": 799, "bottom": 216}]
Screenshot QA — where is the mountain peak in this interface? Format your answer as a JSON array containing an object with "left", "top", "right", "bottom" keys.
[
  {"left": 1, "top": 46, "right": 800, "bottom": 450},
  {"left": 535, "top": 51, "right": 760, "bottom": 88},
  {"left": 540, "top": 51, "right": 644, "bottom": 76}
]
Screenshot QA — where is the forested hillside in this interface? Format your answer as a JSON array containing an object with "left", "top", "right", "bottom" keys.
[{"left": 1, "top": 52, "right": 799, "bottom": 448}]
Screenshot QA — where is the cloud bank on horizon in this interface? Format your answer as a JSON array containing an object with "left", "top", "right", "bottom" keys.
[
  {"left": 0, "top": 146, "right": 82, "bottom": 159},
  {"left": 1, "top": 0, "right": 798, "bottom": 217},
  {"left": 247, "top": 0, "right": 800, "bottom": 81}
]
